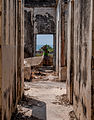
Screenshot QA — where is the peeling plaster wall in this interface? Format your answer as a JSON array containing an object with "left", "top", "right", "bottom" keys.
[
  {"left": 91, "top": 1, "right": 94, "bottom": 119},
  {"left": 24, "top": 4, "right": 56, "bottom": 66},
  {"left": 24, "top": 6, "right": 56, "bottom": 60},
  {"left": 56, "top": 0, "right": 67, "bottom": 81},
  {"left": 34, "top": 7, "right": 56, "bottom": 34},
  {"left": 24, "top": 0, "right": 56, "bottom": 7},
  {"left": 0, "top": 0, "right": 24, "bottom": 120},
  {"left": 17, "top": 0, "right": 24, "bottom": 101},
  {"left": 56, "top": 0, "right": 61, "bottom": 75},
  {"left": 34, "top": 7, "right": 56, "bottom": 57},
  {"left": 67, "top": 0, "right": 74, "bottom": 104},
  {"left": 67, "top": 1, "right": 72, "bottom": 102},
  {"left": 24, "top": 8, "right": 34, "bottom": 58},
  {"left": 73, "top": 0, "right": 92, "bottom": 119},
  {"left": 34, "top": 7, "right": 56, "bottom": 66}
]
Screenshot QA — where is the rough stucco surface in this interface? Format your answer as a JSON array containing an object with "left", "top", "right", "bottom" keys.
[
  {"left": 34, "top": 7, "right": 56, "bottom": 34},
  {"left": 24, "top": 0, "right": 56, "bottom": 7},
  {"left": 56, "top": 0, "right": 67, "bottom": 81},
  {"left": 24, "top": 8, "right": 34, "bottom": 58},
  {"left": 73, "top": 0, "right": 92, "bottom": 120},
  {"left": 24, "top": 7, "right": 56, "bottom": 58},
  {"left": 67, "top": 1, "right": 71, "bottom": 102},
  {"left": 0, "top": 1, "right": 24, "bottom": 120},
  {"left": 56, "top": 0, "right": 61, "bottom": 75},
  {"left": 34, "top": 7, "right": 56, "bottom": 61},
  {"left": 91, "top": 1, "right": 94, "bottom": 119},
  {"left": 66, "top": 0, "right": 74, "bottom": 104}
]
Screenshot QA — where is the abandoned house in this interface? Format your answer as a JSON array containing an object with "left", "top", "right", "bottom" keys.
[{"left": 0, "top": 0, "right": 94, "bottom": 120}]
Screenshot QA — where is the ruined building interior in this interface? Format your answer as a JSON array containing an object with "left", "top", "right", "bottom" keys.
[{"left": 0, "top": 0, "right": 94, "bottom": 120}]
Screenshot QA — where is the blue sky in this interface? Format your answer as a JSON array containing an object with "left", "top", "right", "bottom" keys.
[{"left": 37, "top": 34, "right": 53, "bottom": 45}]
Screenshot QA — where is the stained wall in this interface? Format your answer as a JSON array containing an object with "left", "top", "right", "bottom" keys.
[
  {"left": 24, "top": 1, "right": 56, "bottom": 67},
  {"left": 0, "top": 0, "right": 24, "bottom": 120},
  {"left": 56, "top": 0, "right": 68, "bottom": 81},
  {"left": 73, "top": 0, "right": 92, "bottom": 119}
]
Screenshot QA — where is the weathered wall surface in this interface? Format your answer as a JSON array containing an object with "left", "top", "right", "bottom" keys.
[
  {"left": 56, "top": 0, "right": 67, "bottom": 81},
  {"left": 67, "top": 1, "right": 72, "bottom": 102},
  {"left": 0, "top": 0, "right": 24, "bottom": 120},
  {"left": 34, "top": 7, "right": 56, "bottom": 34},
  {"left": 24, "top": 0, "right": 56, "bottom": 7},
  {"left": 24, "top": 4, "right": 56, "bottom": 67},
  {"left": 34, "top": 7, "right": 56, "bottom": 60},
  {"left": 91, "top": 1, "right": 94, "bottom": 119},
  {"left": 17, "top": 0, "right": 24, "bottom": 101},
  {"left": 73, "top": 0, "right": 92, "bottom": 120},
  {"left": 24, "top": 7, "right": 34, "bottom": 58},
  {"left": 56, "top": 0, "right": 61, "bottom": 75},
  {"left": 67, "top": 0, "right": 74, "bottom": 104},
  {"left": 24, "top": 6, "right": 56, "bottom": 59}
]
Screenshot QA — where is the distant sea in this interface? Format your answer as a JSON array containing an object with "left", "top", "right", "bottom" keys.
[{"left": 36, "top": 45, "right": 53, "bottom": 51}]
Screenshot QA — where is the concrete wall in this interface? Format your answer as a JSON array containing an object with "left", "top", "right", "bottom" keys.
[
  {"left": 91, "top": 1, "right": 94, "bottom": 119},
  {"left": 34, "top": 7, "right": 56, "bottom": 34},
  {"left": 24, "top": 0, "right": 56, "bottom": 7},
  {"left": 73, "top": 0, "right": 92, "bottom": 120},
  {"left": 67, "top": 0, "right": 74, "bottom": 104},
  {"left": 24, "top": 2, "right": 56, "bottom": 67},
  {"left": 56, "top": 0, "right": 61, "bottom": 75},
  {"left": 34, "top": 7, "right": 56, "bottom": 66},
  {"left": 0, "top": 0, "right": 24, "bottom": 120},
  {"left": 17, "top": 0, "right": 24, "bottom": 101},
  {"left": 67, "top": 1, "right": 72, "bottom": 102},
  {"left": 34, "top": 7, "right": 56, "bottom": 59},
  {"left": 24, "top": 7, "right": 34, "bottom": 58},
  {"left": 56, "top": 0, "right": 67, "bottom": 81}
]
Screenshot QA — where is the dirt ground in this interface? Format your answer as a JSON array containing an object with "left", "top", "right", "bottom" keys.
[{"left": 12, "top": 67, "right": 76, "bottom": 120}]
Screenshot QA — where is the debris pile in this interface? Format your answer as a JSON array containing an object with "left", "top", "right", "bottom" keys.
[
  {"left": 69, "top": 111, "right": 77, "bottom": 120},
  {"left": 52, "top": 94, "right": 70, "bottom": 106},
  {"left": 11, "top": 96, "right": 43, "bottom": 120}
]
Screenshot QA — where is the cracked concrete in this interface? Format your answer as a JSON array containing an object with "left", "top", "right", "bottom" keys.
[
  {"left": 24, "top": 81, "right": 74, "bottom": 120},
  {"left": 13, "top": 68, "right": 75, "bottom": 120}
]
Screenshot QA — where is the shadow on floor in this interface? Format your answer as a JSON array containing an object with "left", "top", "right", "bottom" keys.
[{"left": 11, "top": 95, "right": 47, "bottom": 120}]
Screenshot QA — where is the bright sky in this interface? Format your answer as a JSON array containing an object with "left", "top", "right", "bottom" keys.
[{"left": 37, "top": 34, "right": 53, "bottom": 45}]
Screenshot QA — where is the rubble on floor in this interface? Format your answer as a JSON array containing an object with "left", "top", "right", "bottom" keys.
[
  {"left": 11, "top": 110, "right": 41, "bottom": 120},
  {"left": 31, "top": 66, "right": 59, "bottom": 82},
  {"left": 52, "top": 94, "right": 70, "bottom": 106},
  {"left": 69, "top": 111, "right": 77, "bottom": 120},
  {"left": 12, "top": 66, "right": 76, "bottom": 120}
]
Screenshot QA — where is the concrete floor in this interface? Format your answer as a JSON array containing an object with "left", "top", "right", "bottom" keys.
[
  {"left": 24, "top": 81, "right": 74, "bottom": 120},
  {"left": 12, "top": 67, "right": 75, "bottom": 120}
]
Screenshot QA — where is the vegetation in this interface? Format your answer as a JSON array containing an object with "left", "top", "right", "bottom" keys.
[
  {"left": 36, "top": 44, "right": 53, "bottom": 57},
  {"left": 39, "top": 44, "right": 53, "bottom": 53}
]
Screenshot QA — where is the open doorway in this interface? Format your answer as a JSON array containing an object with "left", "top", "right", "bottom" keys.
[{"left": 35, "top": 34, "right": 54, "bottom": 66}]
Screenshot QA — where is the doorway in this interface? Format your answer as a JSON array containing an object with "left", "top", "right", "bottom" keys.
[{"left": 36, "top": 34, "right": 54, "bottom": 66}]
